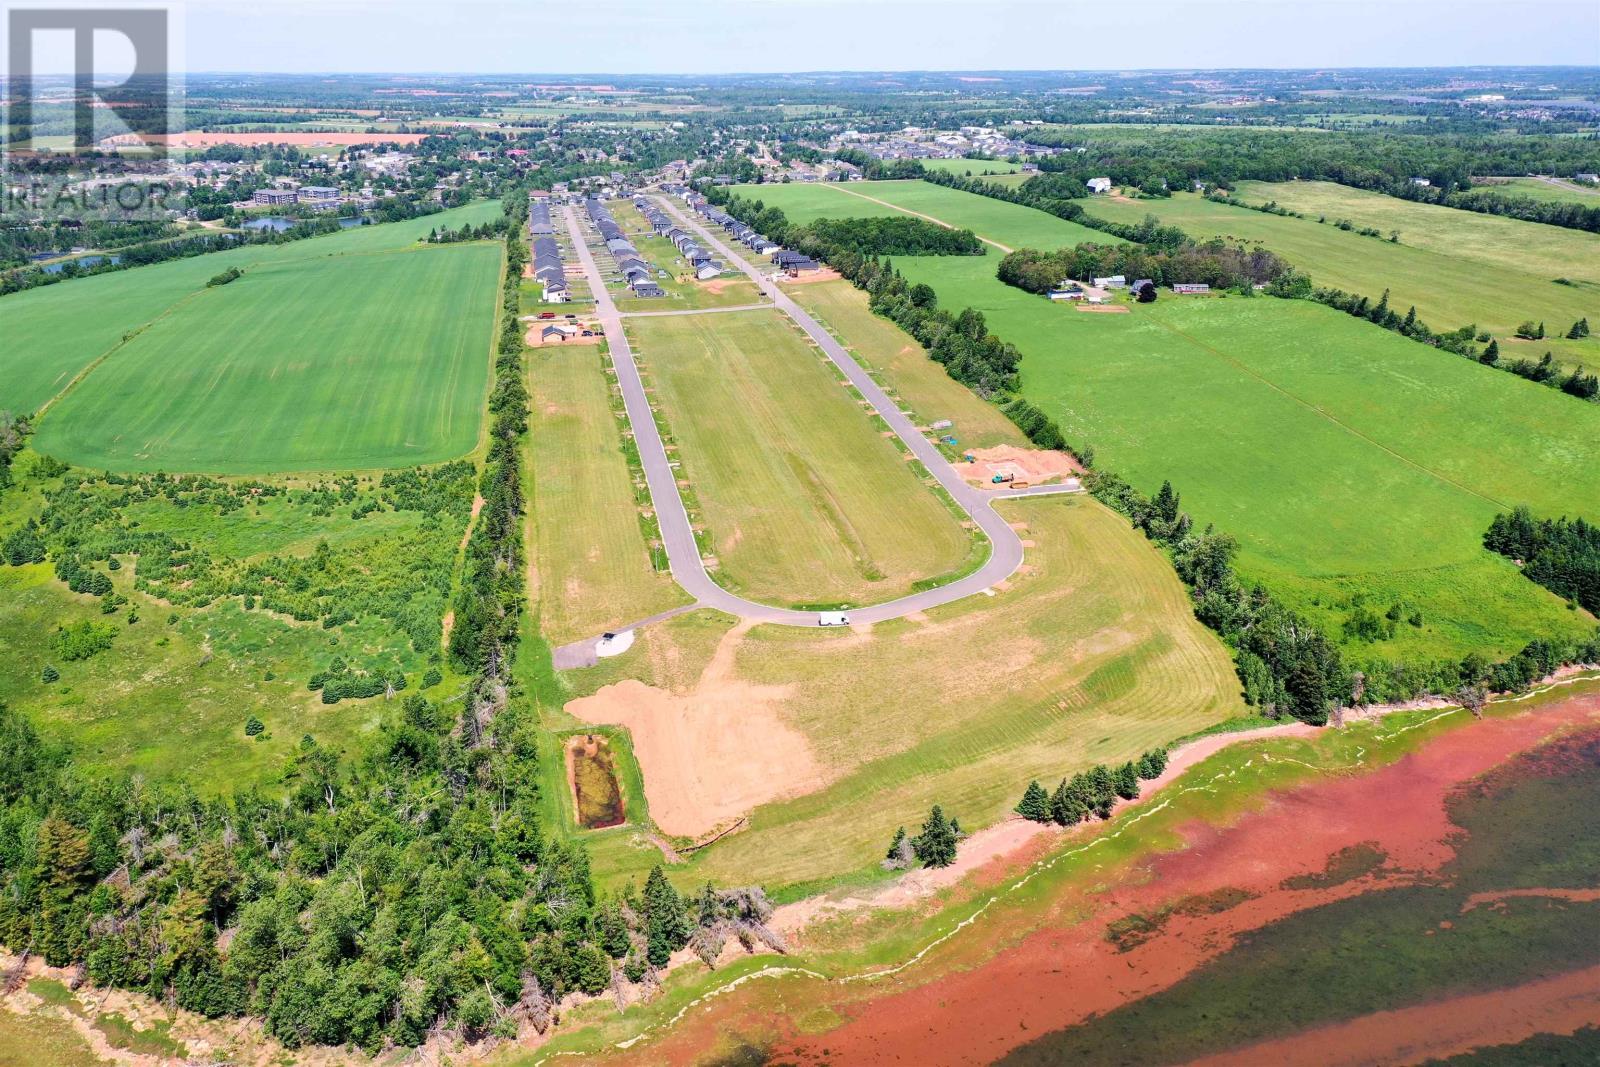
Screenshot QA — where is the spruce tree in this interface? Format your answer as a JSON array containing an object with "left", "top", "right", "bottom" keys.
[
  {"left": 1049, "top": 778, "right": 1087, "bottom": 826},
  {"left": 643, "top": 865, "right": 687, "bottom": 966},
  {"left": 1016, "top": 780, "right": 1050, "bottom": 823},
  {"left": 40, "top": 664, "right": 59, "bottom": 683},
  {"left": 1113, "top": 762, "right": 1141, "bottom": 801},
  {"left": 885, "top": 825, "right": 907, "bottom": 860},
  {"left": 1569, "top": 317, "right": 1590, "bottom": 340},
  {"left": 1480, "top": 339, "right": 1500, "bottom": 365},
  {"left": 911, "top": 805, "right": 958, "bottom": 868},
  {"left": 1088, "top": 765, "right": 1117, "bottom": 819},
  {"left": 1136, "top": 747, "right": 1168, "bottom": 779}
]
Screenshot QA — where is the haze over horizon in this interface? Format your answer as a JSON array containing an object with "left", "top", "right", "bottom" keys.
[{"left": 12, "top": 0, "right": 1600, "bottom": 76}]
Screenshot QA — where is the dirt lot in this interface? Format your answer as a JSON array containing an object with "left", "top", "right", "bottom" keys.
[
  {"left": 563, "top": 622, "right": 827, "bottom": 838},
  {"left": 951, "top": 445, "right": 1083, "bottom": 488},
  {"left": 779, "top": 267, "right": 845, "bottom": 286},
  {"left": 1076, "top": 303, "right": 1131, "bottom": 314}
]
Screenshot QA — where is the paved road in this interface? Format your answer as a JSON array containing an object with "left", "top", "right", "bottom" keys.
[{"left": 559, "top": 202, "right": 1079, "bottom": 641}]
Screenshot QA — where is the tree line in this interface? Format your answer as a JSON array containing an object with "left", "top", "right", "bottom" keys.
[
  {"left": 1008, "top": 125, "right": 1600, "bottom": 234},
  {"left": 1485, "top": 507, "right": 1600, "bottom": 616},
  {"left": 996, "top": 238, "right": 1292, "bottom": 295},
  {"left": 1015, "top": 748, "right": 1168, "bottom": 827}
]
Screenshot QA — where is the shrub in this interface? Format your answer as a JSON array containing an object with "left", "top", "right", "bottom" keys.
[{"left": 244, "top": 716, "right": 265, "bottom": 737}]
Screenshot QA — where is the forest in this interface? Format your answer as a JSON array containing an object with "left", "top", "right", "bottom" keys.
[
  {"left": 996, "top": 239, "right": 1292, "bottom": 294},
  {"left": 1485, "top": 507, "right": 1600, "bottom": 616}
]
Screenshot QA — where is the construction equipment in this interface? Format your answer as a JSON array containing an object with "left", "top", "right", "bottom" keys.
[{"left": 992, "top": 472, "right": 1015, "bottom": 484}]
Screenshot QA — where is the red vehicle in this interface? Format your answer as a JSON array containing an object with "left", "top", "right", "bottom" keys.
[{"left": 537, "top": 311, "right": 556, "bottom": 319}]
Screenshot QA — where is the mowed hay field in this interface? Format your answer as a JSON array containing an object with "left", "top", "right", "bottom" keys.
[
  {"left": 787, "top": 279, "right": 1028, "bottom": 451},
  {"left": 571, "top": 494, "right": 1244, "bottom": 892},
  {"left": 752, "top": 181, "right": 1599, "bottom": 662},
  {"left": 33, "top": 243, "right": 500, "bottom": 473},
  {"left": 529, "top": 343, "right": 689, "bottom": 645},
  {"left": 919, "top": 157, "right": 1027, "bottom": 176},
  {"left": 1, "top": 202, "right": 502, "bottom": 417},
  {"left": 629, "top": 308, "right": 977, "bottom": 606},
  {"left": 1083, "top": 188, "right": 1600, "bottom": 369},
  {"left": 1461, "top": 176, "right": 1600, "bottom": 208},
  {"left": 4, "top": 202, "right": 504, "bottom": 472},
  {"left": 732, "top": 179, "right": 1115, "bottom": 252}
]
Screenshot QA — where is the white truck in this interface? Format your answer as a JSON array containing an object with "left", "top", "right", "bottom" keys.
[{"left": 817, "top": 612, "right": 850, "bottom": 627}]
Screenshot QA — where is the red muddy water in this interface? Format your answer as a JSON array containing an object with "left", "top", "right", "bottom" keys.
[{"left": 599, "top": 692, "right": 1600, "bottom": 1066}]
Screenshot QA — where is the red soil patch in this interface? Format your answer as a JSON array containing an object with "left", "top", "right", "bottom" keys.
[
  {"left": 562, "top": 622, "right": 826, "bottom": 838},
  {"left": 757, "top": 697, "right": 1600, "bottom": 1066},
  {"left": 951, "top": 444, "right": 1083, "bottom": 488},
  {"left": 778, "top": 266, "right": 843, "bottom": 285},
  {"left": 1074, "top": 302, "right": 1131, "bottom": 313}
]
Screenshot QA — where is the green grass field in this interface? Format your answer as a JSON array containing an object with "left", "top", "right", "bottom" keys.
[
  {"left": 32, "top": 242, "right": 501, "bottom": 473},
  {"left": 528, "top": 343, "right": 689, "bottom": 644},
  {"left": 741, "top": 181, "right": 1599, "bottom": 664},
  {"left": 2, "top": 202, "right": 501, "bottom": 419},
  {"left": 578, "top": 495, "right": 1244, "bottom": 893},
  {"left": 787, "top": 278, "right": 1028, "bottom": 452},
  {"left": 919, "top": 157, "right": 1027, "bottom": 177},
  {"left": 731, "top": 179, "right": 1114, "bottom": 251},
  {"left": 629, "top": 308, "right": 978, "bottom": 606},
  {"left": 1462, "top": 176, "right": 1600, "bottom": 207},
  {"left": 1082, "top": 187, "right": 1600, "bottom": 378},
  {"left": 0, "top": 456, "right": 472, "bottom": 790}
]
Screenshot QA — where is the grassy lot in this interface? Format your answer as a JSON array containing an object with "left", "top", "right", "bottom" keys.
[
  {"left": 718, "top": 179, "right": 1598, "bottom": 662},
  {"left": 0, "top": 458, "right": 471, "bottom": 790},
  {"left": 1462, "top": 176, "right": 1600, "bottom": 207},
  {"left": 0, "top": 1008, "right": 107, "bottom": 1067},
  {"left": 1082, "top": 188, "right": 1600, "bottom": 375},
  {"left": 581, "top": 495, "right": 1244, "bottom": 893},
  {"left": 629, "top": 308, "right": 977, "bottom": 607},
  {"left": 528, "top": 342, "right": 689, "bottom": 645},
  {"left": 734, "top": 179, "right": 1112, "bottom": 251},
  {"left": 1, "top": 201, "right": 501, "bottom": 418},
  {"left": 919, "top": 157, "right": 1027, "bottom": 176},
  {"left": 952, "top": 266, "right": 1596, "bottom": 663},
  {"left": 786, "top": 278, "right": 1028, "bottom": 452},
  {"left": 31, "top": 240, "right": 501, "bottom": 473}
]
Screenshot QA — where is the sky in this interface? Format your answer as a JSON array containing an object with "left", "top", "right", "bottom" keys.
[{"left": 10, "top": 0, "right": 1600, "bottom": 74}]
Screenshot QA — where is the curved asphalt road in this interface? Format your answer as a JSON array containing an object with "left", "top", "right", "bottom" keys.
[{"left": 559, "top": 201, "right": 1078, "bottom": 640}]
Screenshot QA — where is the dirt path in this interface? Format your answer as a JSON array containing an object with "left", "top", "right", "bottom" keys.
[
  {"left": 1186, "top": 963, "right": 1600, "bottom": 1067},
  {"left": 824, "top": 184, "right": 1015, "bottom": 253}
]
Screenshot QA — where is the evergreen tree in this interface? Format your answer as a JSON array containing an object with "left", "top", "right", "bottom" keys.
[
  {"left": 1049, "top": 777, "right": 1087, "bottom": 826},
  {"left": 1087, "top": 765, "right": 1117, "bottom": 819},
  {"left": 1480, "top": 338, "right": 1500, "bottom": 365},
  {"left": 1569, "top": 317, "right": 1591, "bottom": 340},
  {"left": 885, "top": 825, "right": 907, "bottom": 859},
  {"left": 1135, "top": 747, "right": 1168, "bottom": 779},
  {"left": 1015, "top": 780, "right": 1050, "bottom": 823},
  {"left": 1113, "top": 762, "right": 1141, "bottom": 801},
  {"left": 911, "top": 805, "right": 958, "bottom": 868},
  {"left": 40, "top": 664, "right": 59, "bottom": 683},
  {"left": 642, "top": 865, "right": 687, "bottom": 967}
]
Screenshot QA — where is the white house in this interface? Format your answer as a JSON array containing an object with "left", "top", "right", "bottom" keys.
[
  {"left": 1086, "top": 177, "right": 1113, "bottom": 194},
  {"left": 1092, "top": 275, "right": 1126, "bottom": 289},
  {"left": 1409, "top": 176, "right": 1432, "bottom": 187}
]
